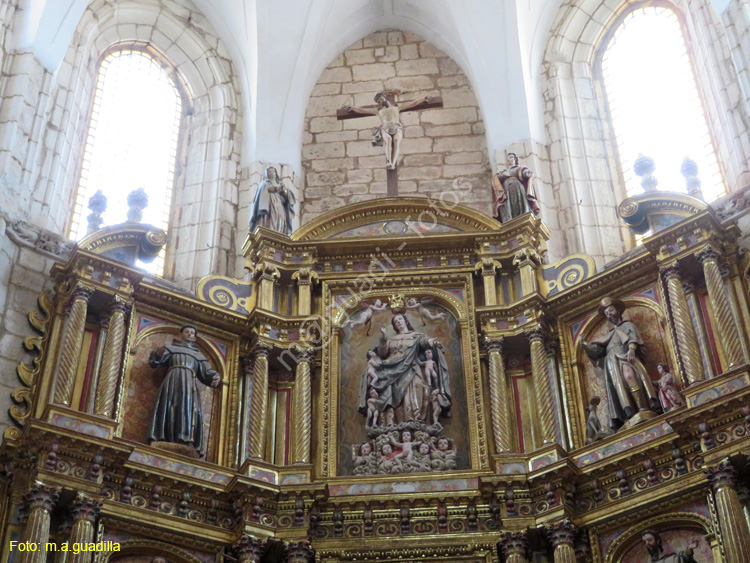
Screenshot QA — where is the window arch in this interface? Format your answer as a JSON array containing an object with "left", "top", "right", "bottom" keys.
[
  {"left": 597, "top": 4, "right": 726, "bottom": 201},
  {"left": 68, "top": 47, "right": 185, "bottom": 275}
]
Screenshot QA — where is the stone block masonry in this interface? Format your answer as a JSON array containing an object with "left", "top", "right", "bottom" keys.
[{"left": 301, "top": 30, "right": 492, "bottom": 224}]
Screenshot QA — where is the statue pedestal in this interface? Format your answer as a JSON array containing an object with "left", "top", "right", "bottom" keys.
[
  {"left": 620, "top": 410, "right": 657, "bottom": 430},
  {"left": 150, "top": 441, "right": 200, "bottom": 459}
]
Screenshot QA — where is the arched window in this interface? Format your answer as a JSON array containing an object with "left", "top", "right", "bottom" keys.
[
  {"left": 68, "top": 48, "right": 183, "bottom": 274},
  {"left": 599, "top": 5, "right": 725, "bottom": 201}
]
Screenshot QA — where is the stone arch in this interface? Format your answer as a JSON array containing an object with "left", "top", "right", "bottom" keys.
[
  {"left": 542, "top": 0, "right": 750, "bottom": 267},
  {"left": 28, "top": 0, "right": 243, "bottom": 289}
]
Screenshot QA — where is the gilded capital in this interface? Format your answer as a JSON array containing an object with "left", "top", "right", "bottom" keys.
[{"left": 547, "top": 519, "right": 577, "bottom": 548}]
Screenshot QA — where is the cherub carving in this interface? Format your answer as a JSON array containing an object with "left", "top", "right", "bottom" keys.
[
  {"left": 405, "top": 297, "right": 447, "bottom": 325},
  {"left": 346, "top": 299, "right": 388, "bottom": 334},
  {"left": 366, "top": 388, "right": 381, "bottom": 427},
  {"left": 390, "top": 430, "right": 419, "bottom": 462}
]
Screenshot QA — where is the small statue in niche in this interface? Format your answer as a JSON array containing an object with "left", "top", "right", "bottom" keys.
[
  {"left": 580, "top": 297, "right": 659, "bottom": 430},
  {"left": 585, "top": 396, "right": 609, "bottom": 444},
  {"left": 249, "top": 166, "right": 296, "bottom": 236},
  {"left": 492, "top": 152, "right": 540, "bottom": 223},
  {"left": 148, "top": 324, "right": 221, "bottom": 458},
  {"left": 641, "top": 529, "right": 699, "bottom": 562},
  {"left": 656, "top": 363, "right": 686, "bottom": 412}
]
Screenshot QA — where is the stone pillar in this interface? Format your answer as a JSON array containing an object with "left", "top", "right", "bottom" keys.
[
  {"left": 526, "top": 327, "right": 556, "bottom": 445},
  {"left": 660, "top": 265, "right": 704, "bottom": 384},
  {"left": 697, "top": 248, "right": 744, "bottom": 368},
  {"left": 68, "top": 494, "right": 100, "bottom": 563},
  {"left": 54, "top": 284, "right": 94, "bottom": 405},
  {"left": 706, "top": 459, "right": 750, "bottom": 561},
  {"left": 513, "top": 250, "right": 539, "bottom": 297},
  {"left": 247, "top": 343, "right": 271, "bottom": 459},
  {"left": 285, "top": 540, "right": 314, "bottom": 562},
  {"left": 476, "top": 258, "right": 500, "bottom": 306},
  {"left": 484, "top": 337, "right": 512, "bottom": 453},
  {"left": 292, "top": 268, "right": 318, "bottom": 316},
  {"left": 18, "top": 482, "right": 59, "bottom": 563},
  {"left": 235, "top": 535, "right": 265, "bottom": 562},
  {"left": 547, "top": 520, "right": 577, "bottom": 563},
  {"left": 499, "top": 531, "right": 529, "bottom": 563},
  {"left": 292, "top": 348, "right": 314, "bottom": 464},
  {"left": 256, "top": 263, "right": 280, "bottom": 312},
  {"left": 94, "top": 297, "right": 131, "bottom": 417}
]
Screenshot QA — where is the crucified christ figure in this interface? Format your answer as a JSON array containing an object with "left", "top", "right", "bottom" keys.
[{"left": 339, "top": 91, "right": 440, "bottom": 170}]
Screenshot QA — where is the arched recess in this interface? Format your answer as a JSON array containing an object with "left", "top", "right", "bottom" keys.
[
  {"left": 542, "top": 0, "right": 750, "bottom": 267},
  {"left": 29, "top": 0, "right": 243, "bottom": 289}
]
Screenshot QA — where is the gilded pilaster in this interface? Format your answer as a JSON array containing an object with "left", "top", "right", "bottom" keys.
[
  {"left": 697, "top": 248, "right": 744, "bottom": 367},
  {"left": 67, "top": 494, "right": 100, "bottom": 563},
  {"left": 293, "top": 347, "right": 314, "bottom": 464},
  {"left": 247, "top": 343, "right": 271, "bottom": 459},
  {"left": 235, "top": 535, "right": 265, "bottom": 562},
  {"left": 255, "top": 263, "right": 280, "bottom": 312},
  {"left": 54, "top": 284, "right": 94, "bottom": 405},
  {"left": 484, "top": 337, "right": 512, "bottom": 453},
  {"left": 18, "top": 482, "right": 59, "bottom": 563},
  {"left": 513, "top": 249, "right": 539, "bottom": 297},
  {"left": 476, "top": 258, "right": 500, "bottom": 306},
  {"left": 526, "top": 327, "right": 556, "bottom": 445},
  {"left": 499, "top": 531, "right": 529, "bottom": 563},
  {"left": 292, "top": 268, "right": 318, "bottom": 316},
  {"left": 547, "top": 520, "right": 577, "bottom": 563},
  {"left": 94, "top": 297, "right": 131, "bottom": 417},
  {"left": 660, "top": 265, "right": 703, "bottom": 384},
  {"left": 706, "top": 459, "right": 750, "bottom": 561}
]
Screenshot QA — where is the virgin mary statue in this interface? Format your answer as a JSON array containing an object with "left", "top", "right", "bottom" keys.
[
  {"left": 249, "top": 166, "right": 296, "bottom": 235},
  {"left": 358, "top": 313, "right": 451, "bottom": 425}
]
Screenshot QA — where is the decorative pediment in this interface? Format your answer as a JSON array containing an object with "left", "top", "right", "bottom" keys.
[
  {"left": 76, "top": 223, "right": 167, "bottom": 265},
  {"left": 618, "top": 192, "right": 708, "bottom": 235}
]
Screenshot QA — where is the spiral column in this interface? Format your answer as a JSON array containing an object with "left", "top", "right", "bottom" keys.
[
  {"left": 54, "top": 284, "right": 94, "bottom": 405},
  {"left": 485, "top": 337, "right": 512, "bottom": 453},
  {"left": 94, "top": 297, "right": 131, "bottom": 417},
  {"left": 526, "top": 328, "right": 556, "bottom": 445},
  {"left": 292, "top": 348, "right": 314, "bottom": 464},
  {"left": 247, "top": 344, "right": 271, "bottom": 459}
]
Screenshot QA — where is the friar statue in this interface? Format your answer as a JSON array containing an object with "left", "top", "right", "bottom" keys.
[
  {"left": 148, "top": 324, "right": 220, "bottom": 457},
  {"left": 580, "top": 297, "right": 658, "bottom": 430},
  {"left": 641, "top": 529, "right": 699, "bottom": 562}
]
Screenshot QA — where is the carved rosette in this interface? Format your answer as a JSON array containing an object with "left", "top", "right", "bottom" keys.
[
  {"left": 525, "top": 327, "right": 556, "bottom": 444},
  {"left": 285, "top": 540, "right": 314, "bottom": 563},
  {"left": 247, "top": 343, "right": 272, "bottom": 459},
  {"left": 706, "top": 459, "right": 750, "bottom": 560},
  {"left": 547, "top": 520, "right": 577, "bottom": 563},
  {"left": 499, "top": 531, "right": 529, "bottom": 563},
  {"left": 54, "top": 284, "right": 95, "bottom": 405},
  {"left": 94, "top": 297, "right": 131, "bottom": 417},
  {"left": 293, "top": 346, "right": 314, "bottom": 464},
  {"left": 660, "top": 265, "right": 704, "bottom": 384},
  {"left": 235, "top": 535, "right": 265, "bottom": 562},
  {"left": 484, "top": 336, "right": 512, "bottom": 453},
  {"left": 697, "top": 248, "right": 744, "bottom": 367}
]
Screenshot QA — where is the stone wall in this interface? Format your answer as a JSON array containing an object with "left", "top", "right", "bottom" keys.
[{"left": 300, "top": 30, "right": 492, "bottom": 224}]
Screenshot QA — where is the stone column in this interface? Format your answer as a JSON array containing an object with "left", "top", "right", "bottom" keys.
[
  {"left": 285, "top": 540, "right": 314, "bottom": 562},
  {"left": 292, "top": 268, "right": 318, "bottom": 316},
  {"left": 292, "top": 348, "right": 314, "bottom": 464},
  {"left": 247, "top": 343, "right": 271, "bottom": 459},
  {"left": 547, "top": 520, "right": 577, "bottom": 563},
  {"left": 660, "top": 265, "right": 704, "bottom": 384},
  {"left": 484, "top": 337, "right": 512, "bottom": 453},
  {"left": 94, "top": 297, "right": 131, "bottom": 417},
  {"left": 476, "top": 258, "right": 500, "bottom": 306},
  {"left": 18, "top": 482, "right": 59, "bottom": 563},
  {"left": 697, "top": 248, "right": 744, "bottom": 368},
  {"left": 526, "top": 327, "right": 556, "bottom": 445},
  {"left": 68, "top": 494, "right": 100, "bottom": 563},
  {"left": 54, "top": 284, "right": 94, "bottom": 405},
  {"left": 499, "top": 531, "right": 529, "bottom": 563},
  {"left": 256, "top": 263, "right": 280, "bottom": 312},
  {"left": 707, "top": 459, "right": 750, "bottom": 561},
  {"left": 235, "top": 535, "right": 265, "bottom": 562}
]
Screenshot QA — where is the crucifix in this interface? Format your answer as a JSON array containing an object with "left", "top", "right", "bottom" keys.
[{"left": 336, "top": 90, "right": 443, "bottom": 196}]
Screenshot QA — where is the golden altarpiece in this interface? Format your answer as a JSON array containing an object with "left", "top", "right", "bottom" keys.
[{"left": 1, "top": 193, "right": 750, "bottom": 563}]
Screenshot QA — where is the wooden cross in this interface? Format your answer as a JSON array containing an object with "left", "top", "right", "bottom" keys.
[{"left": 336, "top": 91, "right": 443, "bottom": 196}]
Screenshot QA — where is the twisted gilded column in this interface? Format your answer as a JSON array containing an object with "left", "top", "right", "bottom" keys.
[
  {"left": 293, "top": 348, "right": 314, "bottom": 464},
  {"left": 247, "top": 344, "right": 271, "bottom": 459},
  {"left": 484, "top": 337, "right": 512, "bottom": 453},
  {"left": 499, "top": 531, "right": 529, "bottom": 563},
  {"left": 94, "top": 297, "right": 131, "bottom": 417},
  {"left": 707, "top": 459, "right": 750, "bottom": 561},
  {"left": 547, "top": 520, "right": 577, "bottom": 563},
  {"left": 18, "top": 482, "right": 59, "bottom": 563},
  {"left": 526, "top": 328, "right": 556, "bottom": 445},
  {"left": 54, "top": 284, "right": 94, "bottom": 405},
  {"left": 660, "top": 265, "right": 704, "bottom": 384},
  {"left": 697, "top": 248, "right": 744, "bottom": 367},
  {"left": 68, "top": 494, "right": 100, "bottom": 563},
  {"left": 235, "top": 535, "right": 265, "bottom": 562}
]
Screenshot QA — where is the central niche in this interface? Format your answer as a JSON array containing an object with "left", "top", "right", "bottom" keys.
[{"left": 338, "top": 295, "right": 469, "bottom": 475}]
